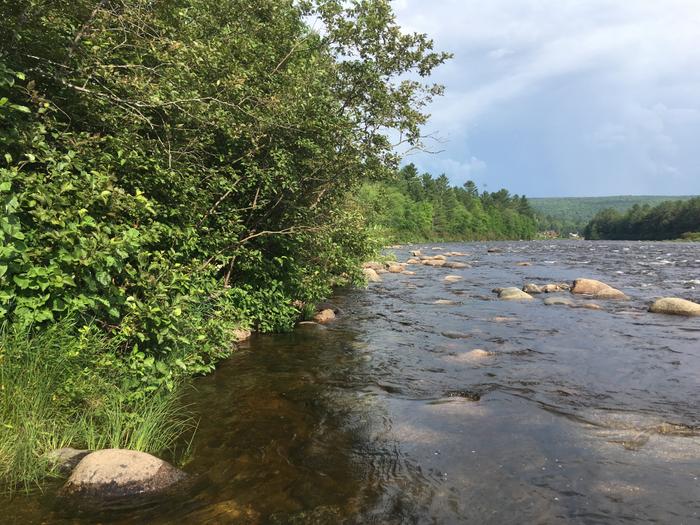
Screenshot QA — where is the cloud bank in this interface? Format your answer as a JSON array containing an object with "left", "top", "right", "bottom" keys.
[{"left": 394, "top": 0, "right": 700, "bottom": 196}]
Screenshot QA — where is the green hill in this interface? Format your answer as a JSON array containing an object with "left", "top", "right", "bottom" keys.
[{"left": 530, "top": 195, "right": 697, "bottom": 234}]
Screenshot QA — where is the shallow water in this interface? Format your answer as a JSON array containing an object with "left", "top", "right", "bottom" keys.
[{"left": 4, "top": 241, "right": 700, "bottom": 524}]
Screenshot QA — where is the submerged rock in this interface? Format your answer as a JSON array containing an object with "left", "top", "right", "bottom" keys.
[
  {"left": 444, "top": 261, "right": 469, "bottom": 269},
  {"left": 444, "top": 389, "right": 481, "bottom": 401},
  {"left": 516, "top": 262, "right": 532, "bottom": 267},
  {"left": 406, "top": 258, "right": 421, "bottom": 264},
  {"left": 313, "top": 309, "right": 336, "bottom": 323},
  {"left": 498, "top": 287, "right": 534, "bottom": 301},
  {"left": 444, "top": 275, "right": 463, "bottom": 283},
  {"left": 571, "top": 279, "right": 627, "bottom": 300},
  {"left": 232, "top": 328, "right": 252, "bottom": 342},
  {"left": 648, "top": 297, "right": 700, "bottom": 317},
  {"left": 62, "top": 449, "right": 186, "bottom": 499},
  {"left": 434, "top": 299, "right": 457, "bottom": 305},
  {"left": 362, "top": 267, "right": 382, "bottom": 283},
  {"left": 441, "top": 331, "right": 472, "bottom": 339},
  {"left": 487, "top": 248, "right": 502, "bottom": 253},
  {"left": 424, "top": 259, "right": 446, "bottom": 267},
  {"left": 577, "top": 303, "right": 603, "bottom": 311},
  {"left": 543, "top": 296, "right": 575, "bottom": 307}
]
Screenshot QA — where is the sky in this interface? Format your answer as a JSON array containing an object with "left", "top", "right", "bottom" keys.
[{"left": 392, "top": 0, "right": 700, "bottom": 197}]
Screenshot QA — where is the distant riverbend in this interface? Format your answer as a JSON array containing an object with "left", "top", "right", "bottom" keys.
[{"left": 5, "top": 241, "right": 700, "bottom": 524}]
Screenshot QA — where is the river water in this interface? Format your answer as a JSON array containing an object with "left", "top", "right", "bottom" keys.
[{"left": 4, "top": 241, "right": 700, "bottom": 524}]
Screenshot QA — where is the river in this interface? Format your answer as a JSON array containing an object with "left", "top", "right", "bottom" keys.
[{"left": 4, "top": 241, "right": 700, "bottom": 524}]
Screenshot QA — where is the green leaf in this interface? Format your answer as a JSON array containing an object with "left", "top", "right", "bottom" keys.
[{"left": 12, "top": 275, "right": 30, "bottom": 289}]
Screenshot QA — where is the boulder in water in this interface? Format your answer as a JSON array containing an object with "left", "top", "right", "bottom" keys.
[
  {"left": 487, "top": 248, "right": 502, "bottom": 253},
  {"left": 516, "top": 262, "right": 532, "bottom": 267},
  {"left": 523, "top": 283, "right": 542, "bottom": 294},
  {"left": 571, "top": 279, "right": 627, "bottom": 299},
  {"left": 232, "top": 328, "right": 252, "bottom": 342},
  {"left": 498, "top": 287, "right": 534, "bottom": 301},
  {"left": 362, "top": 268, "right": 382, "bottom": 283},
  {"left": 406, "top": 258, "right": 421, "bottom": 264},
  {"left": 542, "top": 283, "right": 567, "bottom": 293},
  {"left": 61, "top": 449, "right": 186, "bottom": 499},
  {"left": 444, "top": 261, "right": 469, "bottom": 269},
  {"left": 387, "top": 264, "right": 404, "bottom": 274},
  {"left": 313, "top": 309, "right": 336, "bottom": 323},
  {"left": 410, "top": 250, "right": 422, "bottom": 257},
  {"left": 648, "top": 297, "right": 700, "bottom": 317},
  {"left": 444, "top": 275, "right": 463, "bottom": 283},
  {"left": 424, "top": 259, "right": 446, "bottom": 267}
]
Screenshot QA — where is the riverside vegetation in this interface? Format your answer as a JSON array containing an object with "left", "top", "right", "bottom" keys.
[
  {"left": 583, "top": 197, "right": 700, "bottom": 241},
  {"left": 360, "top": 164, "right": 538, "bottom": 243},
  {"left": 0, "top": 0, "right": 457, "bottom": 492},
  {"left": 531, "top": 195, "right": 696, "bottom": 236}
]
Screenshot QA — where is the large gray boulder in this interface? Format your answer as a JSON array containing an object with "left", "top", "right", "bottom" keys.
[
  {"left": 62, "top": 449, "right": 186, "bottom": 498},
  {"left": 649, "top": 297, "right": 700, "bottom": 317}
]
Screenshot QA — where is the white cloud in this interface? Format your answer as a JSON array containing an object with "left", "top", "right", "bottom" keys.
[
  {"left": 413, "top": 156, "right": 487, "bottom": 186},
  {"left": 392, "top": 0, "right": 700, "bottom": 195}
]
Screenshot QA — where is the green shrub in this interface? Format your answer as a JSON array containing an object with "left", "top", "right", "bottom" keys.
[{"left": 0, "top": 318, "right": 192, "bottom": 493}]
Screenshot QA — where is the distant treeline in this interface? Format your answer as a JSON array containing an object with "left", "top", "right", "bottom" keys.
[
  {"left": 359, "top": 164, "right": 537, "bottom": 242},
  {"left": 531, "top": 195, "right": 696, "bottom": 235},
  {"left": 584, "top": 198, "right": 700, "bottom": 240}
]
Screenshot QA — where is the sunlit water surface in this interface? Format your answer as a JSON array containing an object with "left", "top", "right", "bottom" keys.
[{"left": 4, "top": 241, "right": 700, "bottom": 524}]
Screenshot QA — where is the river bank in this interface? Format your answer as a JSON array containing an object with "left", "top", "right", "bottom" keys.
[{"left": 3, "top": 240, "right": 699, "bottom": 524}]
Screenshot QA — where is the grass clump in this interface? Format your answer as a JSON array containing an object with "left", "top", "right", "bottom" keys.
[{"left": 0, "top": 319, "right": 192, "bottom": 494}]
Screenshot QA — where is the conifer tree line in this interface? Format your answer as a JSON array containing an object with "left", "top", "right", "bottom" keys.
[
  {"left": 360, "top": 164, "right": 537, "bottom": 242},
  {"left": 584, "top": 198, "right": 700, "bottom": 240}
]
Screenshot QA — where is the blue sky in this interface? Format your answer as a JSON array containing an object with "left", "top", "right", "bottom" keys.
[{"left": 393, "top": 0, "right": 700, "bottom": 197}]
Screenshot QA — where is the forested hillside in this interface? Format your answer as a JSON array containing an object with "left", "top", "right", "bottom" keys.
[
  {"left": 0, "top": 0, "right": 450, "bottom": 490},
  {"left": 584, "top": 198, "right": 700, "bottom": 240},
  {"left": 360, "top": 165, "right": 537, "bottom": 242},
  {"left": 531, "top": 195, "right": 695, "bottom": 235}
]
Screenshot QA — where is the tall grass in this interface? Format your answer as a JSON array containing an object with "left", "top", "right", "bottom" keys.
[{"left": 0, "top": 319, "right": 192, "bottom": 493}]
